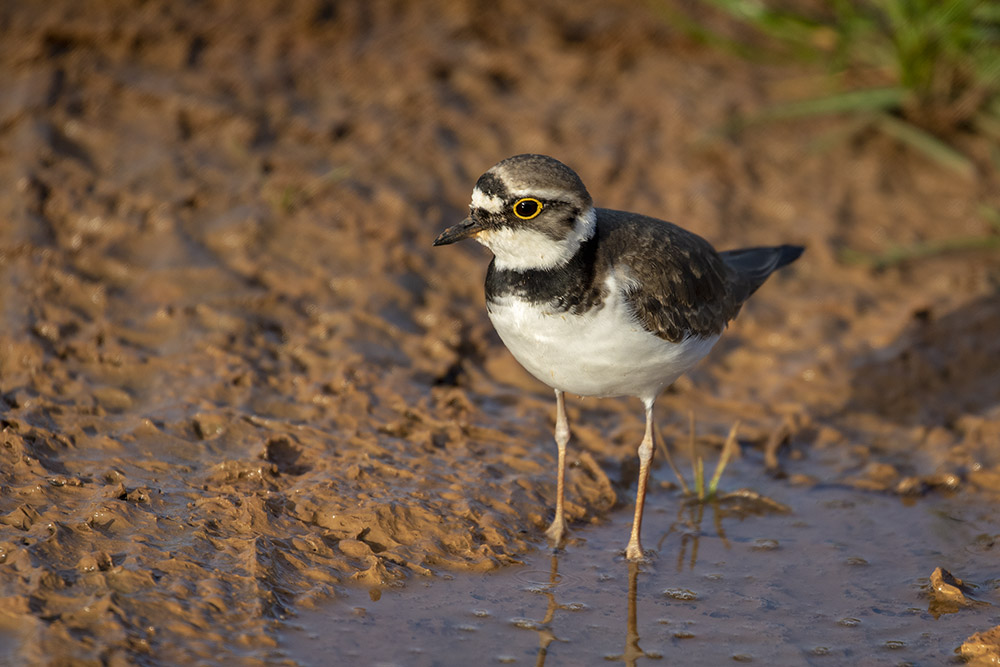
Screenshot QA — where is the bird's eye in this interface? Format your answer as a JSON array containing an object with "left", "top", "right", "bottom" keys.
[{"left": 513, "top": 198, "right": 543, "bottom": 220}]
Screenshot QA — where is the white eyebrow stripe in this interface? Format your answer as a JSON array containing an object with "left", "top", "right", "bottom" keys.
[
  {"left": 508, "top": 187, "right": 571, "bottom": 202},
  {"left": 471, "top": 187, "right": 504, "bottom": 213}
]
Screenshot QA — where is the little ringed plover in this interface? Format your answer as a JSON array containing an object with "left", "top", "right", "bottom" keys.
[{"left": 434, "top": 153, "right": 803, "bottom": 561}]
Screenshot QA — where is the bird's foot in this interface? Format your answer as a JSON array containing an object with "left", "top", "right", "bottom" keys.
[
  {"left": 625, "top": 540, "right": 649, "bottom": 562},
  {"left": 545, "top": 515, "right": 568, "bottom": 547}
]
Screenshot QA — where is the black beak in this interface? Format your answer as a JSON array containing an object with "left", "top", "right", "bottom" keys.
[{"left": 433, "top": 217, "right": 485, "bottom": 246}]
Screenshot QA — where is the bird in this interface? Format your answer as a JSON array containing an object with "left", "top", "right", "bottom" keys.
[{"left": 433, "top": 154, "right": 803, "bottom": 561}]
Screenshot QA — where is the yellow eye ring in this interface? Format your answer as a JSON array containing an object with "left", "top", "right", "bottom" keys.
[{"left": 513, "top": 198, "right": 543, "bottom": 220}]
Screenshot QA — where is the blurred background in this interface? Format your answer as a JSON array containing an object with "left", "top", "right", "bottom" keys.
[{"left": 1, "top": 0, "right": 999, "bottom": 663}]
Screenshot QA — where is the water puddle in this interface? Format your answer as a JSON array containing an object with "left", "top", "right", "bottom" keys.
[{"left": 280, "top": 461, "right": 1000, "bottom": 665}]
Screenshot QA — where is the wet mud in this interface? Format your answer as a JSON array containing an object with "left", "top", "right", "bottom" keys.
[{"left": 1, "top": 0, "right": 999, "bottom": 664}]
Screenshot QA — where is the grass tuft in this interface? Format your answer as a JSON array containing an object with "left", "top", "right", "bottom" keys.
[
  {"left": 667, "top": 413, "right": 740, "bottom": 502},
  {"left": 668, "top": 0, "right": 1000, "bottom": 173}
]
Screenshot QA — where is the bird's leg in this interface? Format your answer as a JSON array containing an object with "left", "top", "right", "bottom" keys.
[
  {"left": 546, "top": 389, "right": 570, "bottom": 546},
  {"left": 625, "top": 401, "right": 656, "bottom": 561}
]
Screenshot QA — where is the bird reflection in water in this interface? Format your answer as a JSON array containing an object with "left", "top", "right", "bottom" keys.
[
  {"left": 606, "top": 562, "right": 662, "bottom": 665},
  {"left": 526, "top": 491, "right": 789, "bottom": 665},
  {"left": 528, "top": 554, "right": 660, "bottom": 667},
  {"left": 531, "top": 554, "right": 560, "bottom": 666}
]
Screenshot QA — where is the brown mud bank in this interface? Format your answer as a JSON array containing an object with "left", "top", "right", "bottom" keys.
[{"left": 1, "top": 0, "right": 999, "bottom": 663}]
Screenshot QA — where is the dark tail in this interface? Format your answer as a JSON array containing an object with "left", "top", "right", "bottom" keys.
[{"left": 720, "top": 244, "right": 804, "bottom": 302}]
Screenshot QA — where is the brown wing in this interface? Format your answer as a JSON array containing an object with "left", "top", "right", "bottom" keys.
[{"left": 594, "top": 209, "right": 740, "bottom": 343}]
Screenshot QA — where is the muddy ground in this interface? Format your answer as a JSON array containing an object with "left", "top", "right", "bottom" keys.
[{"left": 1, "top": 0, "right": 999, "bottom": 664}]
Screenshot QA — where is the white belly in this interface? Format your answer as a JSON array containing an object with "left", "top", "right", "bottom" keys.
[{"left": 487, "top": 276, "right": 719, "bottom": 402}]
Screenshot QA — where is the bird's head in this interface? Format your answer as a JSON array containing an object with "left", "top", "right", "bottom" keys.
[{"left": 433, "top": 154, "right": 596, "bottom": 271}]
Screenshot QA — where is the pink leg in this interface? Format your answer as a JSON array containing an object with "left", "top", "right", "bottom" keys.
[
  {"left": 545, "top": 389, "right": 570, "bottom": 545},
  {"left": 625, "top": 401, "right": 655, "bottom": 561}
]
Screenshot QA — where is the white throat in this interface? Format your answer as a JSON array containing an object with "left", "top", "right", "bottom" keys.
[{"left": 477, "top": 207, "right": 596, "bottom": 271}]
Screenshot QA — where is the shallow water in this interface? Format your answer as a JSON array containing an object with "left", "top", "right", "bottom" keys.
[{"left": 280, "top": 460, "right": 1000, "bottom": 666}]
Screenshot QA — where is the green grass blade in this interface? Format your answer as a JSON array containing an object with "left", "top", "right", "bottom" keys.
[
  {"left": 839, "top": 234, "right": 1000, "bottom": 269},
  {"left": 807, "top": 115, "right": 877, "bottom": 154},
  {"left": 874, "top": 113, "right": 977, "bottom": 177},
  {"left": 708, "top": 422, "right": 741, "bottom": 497},
  {"left": 742, "top": 87, "right": 908, "bottom": 125}
]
